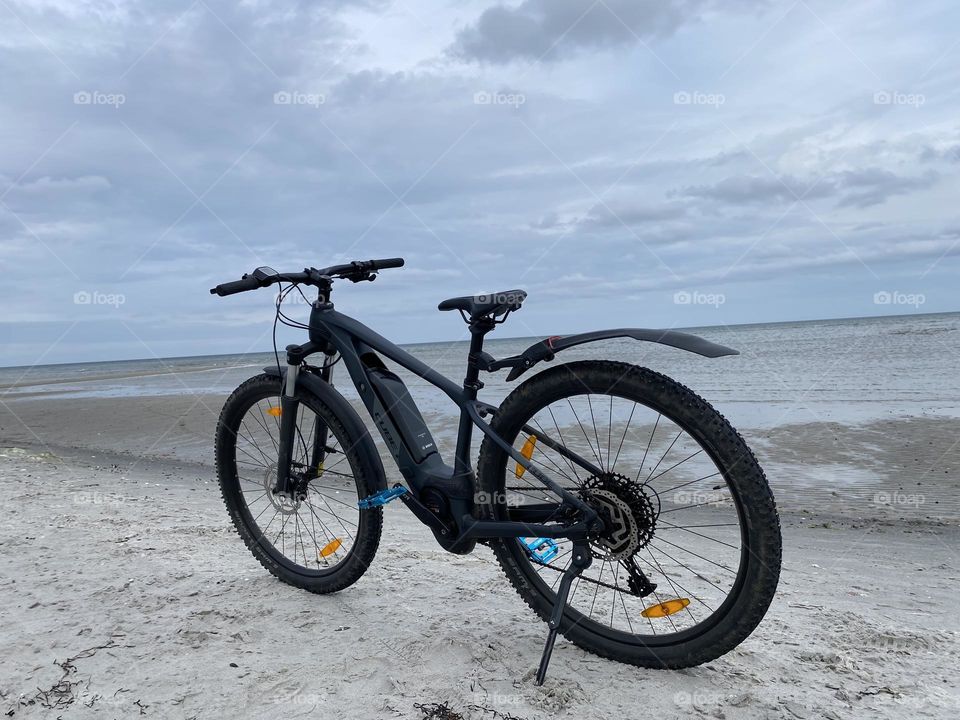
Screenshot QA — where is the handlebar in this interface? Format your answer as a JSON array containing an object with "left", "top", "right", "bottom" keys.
[
  {"left": 212, "top": 275, "right": 263, "bottom": 296},
  {"left": 209, "top": 257, "right": 405, "bottom": 297}
]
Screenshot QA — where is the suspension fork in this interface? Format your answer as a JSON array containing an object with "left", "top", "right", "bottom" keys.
[{"left": 273, "top": 347, "right": 303, "bottom": 496}]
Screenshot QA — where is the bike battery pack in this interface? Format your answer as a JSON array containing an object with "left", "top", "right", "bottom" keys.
[{"left": 366, "top": 367, "right": 438, "bottom": 464}]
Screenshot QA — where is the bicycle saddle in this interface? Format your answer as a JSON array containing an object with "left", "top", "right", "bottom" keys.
[{"left": 438, "top": 289, "right": 527, "bottom": 317}]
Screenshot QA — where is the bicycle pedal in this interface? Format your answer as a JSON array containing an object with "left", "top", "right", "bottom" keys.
[
  {"left": 357, "top": 485, "right": 408, "bottom": 509},
  {"left": 521, "top": 537, "right": 559, "bottom": 564}
]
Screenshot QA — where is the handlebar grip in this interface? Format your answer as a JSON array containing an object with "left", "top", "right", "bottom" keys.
[
  {"left": 210, "top": 275, "right": 261, "bottom": 296},
  {"left": 372, "top": 257, "right": 404, "bottom": 270}
]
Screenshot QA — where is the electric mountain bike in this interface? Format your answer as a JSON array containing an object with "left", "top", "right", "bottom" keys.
[{"left": 211, "top": 258, "right": 781, "bottom": 684}]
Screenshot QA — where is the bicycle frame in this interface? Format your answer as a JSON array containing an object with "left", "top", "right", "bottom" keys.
[{"left": 272, "top": 296, "right": 604, "bottom": 544}]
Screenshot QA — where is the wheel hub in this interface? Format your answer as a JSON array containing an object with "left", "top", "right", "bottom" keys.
[
  {"left": 582, "top": 473, "right": 658, "bottom": 560},
  {"left": 264, "top": 464, "right": 304, "bottom": 515}
]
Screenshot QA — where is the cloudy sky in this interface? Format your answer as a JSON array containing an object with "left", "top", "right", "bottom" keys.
[{"left": 1, "top": 0, "right": 957, "bottom": 365}]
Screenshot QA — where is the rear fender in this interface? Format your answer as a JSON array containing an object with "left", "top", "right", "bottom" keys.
[{"left": 501, "top": 329, "right": 738, "bottom": 381}]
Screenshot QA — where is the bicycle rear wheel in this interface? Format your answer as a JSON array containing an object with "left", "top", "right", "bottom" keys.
[
  {"left": 215, "top": 373, "right": 383, "bottom": 593},
  {"left": 476, "top": 360, "right": 781, "bottom": 668}
]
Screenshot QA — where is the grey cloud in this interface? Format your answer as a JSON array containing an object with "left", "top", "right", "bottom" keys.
[
  {"left": 677, "top": 168, "right": 940, "bottom": 209},
  {"left": 449, "top": 0, "right": 713, "bottom": 63},
  {"left": 580, "top": 201, "right": 690, "bottom": 228},
  {"left": 834, "top": 169, "right": 940, "bottom": 209},
  {"left": 920, "top": 144, "right": 960, "bottom": 163},
  {"left": 677, "top": 174, "right": 833, "bottom": 205}
]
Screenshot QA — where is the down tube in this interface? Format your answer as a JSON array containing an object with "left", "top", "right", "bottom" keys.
[{"left": 311, "top": 308, "right": 465, "bottom": 402}]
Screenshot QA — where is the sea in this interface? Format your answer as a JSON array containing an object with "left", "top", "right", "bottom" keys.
[{"left": 2, "top": 312, "right": 958, "bottom": 431}]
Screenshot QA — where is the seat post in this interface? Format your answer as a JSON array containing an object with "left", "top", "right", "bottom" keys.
[
  {"left": 463, "top": 316, "right": 494, "bottom": 397},
  {"left": 453, "top": 316, "right": 494, "bottom": 478}
]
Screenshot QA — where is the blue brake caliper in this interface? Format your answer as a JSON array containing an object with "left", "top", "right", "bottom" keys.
[
  {"left": 357, "top": 485, "right": 408, "bottom": 509},
  {"left": 521, "top": 537, "right": 559, "bottom": 564}
]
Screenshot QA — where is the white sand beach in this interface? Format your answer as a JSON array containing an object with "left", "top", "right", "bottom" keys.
[{"left": 1, "top": 418, "right": 958, "bottom": 719}]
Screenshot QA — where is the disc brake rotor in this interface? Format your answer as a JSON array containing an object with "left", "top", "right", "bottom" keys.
[
  {"left": 582, "top": 473, "right": 658, "bottom": 561},
  {"left": 263, "top": 464, "right": 302, "bottom": 515}
]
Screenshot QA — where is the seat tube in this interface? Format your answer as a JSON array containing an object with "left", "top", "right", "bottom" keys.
[{"left": 454, "top": 319, "right": 491, "bottom": 476}]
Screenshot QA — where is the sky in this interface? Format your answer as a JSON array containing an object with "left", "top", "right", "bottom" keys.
[{"left": 0, "top": 0, "right": 958, "bottom": 366}]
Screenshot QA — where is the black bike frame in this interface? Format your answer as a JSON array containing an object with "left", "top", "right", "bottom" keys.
[{"left": 274, "top": 293, "right": 603, "bottom": 543}]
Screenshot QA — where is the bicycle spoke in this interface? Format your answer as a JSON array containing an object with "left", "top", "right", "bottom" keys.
[
  {"left": 644, "top": 430, "right": 682, "bottom": 482},
  {"left": 545, "top": 406, "right": 589, "bottom": 482},
  {"left": 647, "top": 544, "right": 730, "bottom": 597},
  {"left": 606, "top": 395, "right": 613, "bottom": 473},
  {"left": 651, "top": 536, "right": 737, "bottom": 576},
  {"left": 637, "top": 552, "right": 714, "bottom": 613},
  {"left": 636, "top": 413, "right": 660, "bottom": 481},
  {"left": 658, "top": 471, "right": 722, "bottom": 496},
  {"left": 585, "top": 394, "right": 604, "bottom": 470},
  {"left": 239, "top": 419, "right": 272, "bottom": 466},
  {"left": 566, "top": 398, "right": 603, "bottom": 468},
  {"left": 643, "top": 548, "right": 698, "bottom": 624},
  {"left": 660, "top": 493, "right": 730, "bottom": 514},
  {"left": 611, "top": 402, "right": 637, "bottom": 472},
  {"left": 657, "top": 521, "right": 740, "bottom": 550},
  {"left": 646, "top": 448, "right": 703, "bottom": 484}
]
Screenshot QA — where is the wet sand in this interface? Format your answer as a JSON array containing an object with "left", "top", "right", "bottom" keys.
[{"left": 1, "top": 392, "right": 957, "bottom": 521}]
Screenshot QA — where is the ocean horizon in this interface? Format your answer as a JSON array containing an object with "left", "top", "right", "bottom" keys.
[{"left": 1, "top": 308, "right": 956, "bottom": 374}]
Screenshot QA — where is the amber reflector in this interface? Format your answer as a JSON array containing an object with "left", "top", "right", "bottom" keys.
[
  {"left": 318, "top": 538, "right": 342, "bottom": 559},
  {"left": 515, "top": 435, "right": 538, "bottom": 478},
  {"left": 641, "top": 598, "right": 690, "bottom": 618},
  {"left": 267, "top": 406, "right": 282, "bottom": 417}
]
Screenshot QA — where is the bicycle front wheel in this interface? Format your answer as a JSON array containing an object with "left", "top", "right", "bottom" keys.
[
  {"left": 215, "top": 373, "right": 383, "bottom": 593},
  {"left": 476, "top": 360, "right": 781, "bottom": 668}
]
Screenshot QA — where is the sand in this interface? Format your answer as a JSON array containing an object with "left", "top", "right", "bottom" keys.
[{"left": 1, "top": 435, "right": 958, "bottom": 719}]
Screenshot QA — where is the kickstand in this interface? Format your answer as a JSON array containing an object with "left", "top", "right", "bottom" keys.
[{"left": 535, "top": 541, "right": 592, "bottom": 686}]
